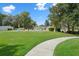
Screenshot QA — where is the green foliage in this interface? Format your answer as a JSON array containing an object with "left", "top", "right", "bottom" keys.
[
  {"left": 44, "top": 20, "right": 50, "bottom": 27},
  {"left": 0, "top": 13, "right": 7, "bottom": 26},
  {"left": 48, "top": 5, "right": 61, "bottom": 32},
  {"left": 48, "top": 3, "right": 79, "bottom": 32},
  {"left": 3, "top": 15, "right": 16, "bottom": 26},
  {"left": 15, "top": 12, "right": 36, "bottom": 29},
  {"left": 0, "top": 12, "right": 37, "bottom": 29},
  {"left": 49, "top": 27, "right": 54, "bottom": 31},
  {"left": 0, "top": 11, "right": 37, "bottom": 30}
]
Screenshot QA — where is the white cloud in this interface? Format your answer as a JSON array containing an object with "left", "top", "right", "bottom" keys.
[
  {"left": 52, "top": 3, "right": 57, "bottom": 6},
  {"left": 34, "top": 3, "right": 47, "bottom": 11},
  {"left": 2, "top": 5, "right": 15, "bottom": 13}
]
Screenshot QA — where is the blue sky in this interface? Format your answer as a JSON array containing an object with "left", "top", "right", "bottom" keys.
[{"left": 0, "top": 3, "right": 53, "bottom": 25}]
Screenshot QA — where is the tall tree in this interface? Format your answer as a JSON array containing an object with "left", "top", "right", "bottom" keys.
[
  {"left": 49, "top": 3, "right": 79, "bottom": 32},
  {"left": 57, "top": 3, "right": 79, "bottom": 32},
  {"left": 3, "top": 15, "right": 16, "bottom": 27},
  {"left": 0, "top": 13, "right": 7, "bottom": 26},
  {"left": 44, "top": 20, "right": 50, "bottom": 27},
  {"left": 15, "top": 12, "right": 37, "bottom": 29},
  {"left": 48, "top": 5, "right": 60, "bottom": 32}
]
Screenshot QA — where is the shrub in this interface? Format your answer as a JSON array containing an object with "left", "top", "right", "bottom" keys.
[
  {"left": 56, "top": 28, "right": 60, "bottom": 32},
  {"left": 8, "top": 28, "right": 12, "bottom": 30},
  {"left": 49, "top": 28, "right": 54, "bottom": 31}
]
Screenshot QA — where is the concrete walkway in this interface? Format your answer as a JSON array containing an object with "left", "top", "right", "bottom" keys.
[{"left": 26, "top": 36, "right": 79, "bottom": 56}]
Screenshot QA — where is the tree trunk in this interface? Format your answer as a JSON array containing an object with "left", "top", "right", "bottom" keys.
[
  {"left": 54, "top": 27, "right": 56, "bottom": 32},
  {"left": 18, "top": 24, "right": 20, "bottom": 28},
  {"left": 71, "top": 25, "right": 75, "bottom": 32},
  {"left": 67, "top": 24, "right": 70, "bottom": 32}
]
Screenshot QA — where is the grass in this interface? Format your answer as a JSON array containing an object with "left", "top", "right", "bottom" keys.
[
  {"left": 0, "top": 31, "right": 74, "bottom": 56},
  {"left": 54, "top": 38, "right": 79, "bottom": 56}
]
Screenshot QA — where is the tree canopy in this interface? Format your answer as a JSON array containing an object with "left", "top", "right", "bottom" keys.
[
  {"left": 0, "top": 12, "right": 37, "bottom": 30},
  {"left": 48, "top": 3, "right": 79, "bottom": 33}
]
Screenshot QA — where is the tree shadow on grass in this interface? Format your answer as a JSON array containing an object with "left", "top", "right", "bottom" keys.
[{"left": 0, "top": 44, "right": 23, "bottom": 56}]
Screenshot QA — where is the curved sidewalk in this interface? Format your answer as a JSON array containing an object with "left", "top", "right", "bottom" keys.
[{"left": 26, "top": 36, "right": 79, "bottom": 56}]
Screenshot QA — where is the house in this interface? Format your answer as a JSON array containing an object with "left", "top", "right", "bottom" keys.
[
  {"left": 34, "top": 25, "right": 50, "bottom": 31},
  {"left": 0, "top": 26, "right": 14, "bottom": 31}
]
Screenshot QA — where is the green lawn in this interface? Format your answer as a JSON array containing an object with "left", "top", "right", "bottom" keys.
[
  {"left": 0, "top": 31, "right": 74, "bottom": 56},
  {"left": 54, "top": 38, "right": 79, "bottom": 56}
]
